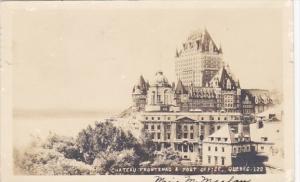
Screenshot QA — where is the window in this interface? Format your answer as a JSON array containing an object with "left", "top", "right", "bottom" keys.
[
  {"left": 211, "top": 137, "right": 214, "bottom": 141},
  {"left": 157, "top": 144, "right": 161, "bottom": 151},
  {"left": 201, "top": 126, "right": 204, "bottom": 130},
  {"left": 190, "top": 126, "right": 194, "bottom": 130},
  {"left": 183, "top": 145, "right": 188, "bottom": 152},
  {"left": 157, "top": 125, "right": 161, "bottom": 130},
  {"left": 208, "top": 156, "right": 211, "bottom": 164},
  {"left": 217, "top": 126, "right": 221, "bottom": 130},
  {"left": 151, "top": 133, "right": 155, "bottom": 139},
  {"left": 208, "top": 146, "right": 211, "bottom": 151},
  {"left": 167, "top": 133, "right": 171, "bottom": 140},
  {"left": 221, "top": 157, "right": 225, "bottom": 165},
  {"left": 222, "top": 147, "right": 225, "bottom": 152},
  {"left": 198, "top": 134, "right": 203, "bottom": 140},
  {"left": 261, "top": 146, "right": 264, "bottom": 150},
  {"left": 145, "top": 117, "right": 148, "bottom": 120},
  {"left": 218, "top": 117, "right": 220, "bottom": 120},
  {"left": 217, "top": 138, "right": 221, "bottom": 141},
  {"left": 158, "top": 117, "right": 160, "bottom": 120},
  {"left": 157, "top": 133, "right": 161, "bottom": 140},
  {"left": 190, "top": 133, "right": 194, "bottom": 139},
  {"left": 215, "top": 147, "right": 218, "bottom": 152},
  {"left": 167, "top": 117, "right": 171, "bottom": 120},
  {"left": 151, "top": 125, "right": 155, "bottom": 130},
  {"left": 178, "top": 125, "right": 182, "bottom": 130},
  {"left": 184, "top": 133, "right": 188, "bottom": 139},
  {"left": 177, "top": 144, "right": 181, "bottom": 151},
  {"left": 152, "top": 117, "right": 154, "bottom": 120},
  {"left": 166, "top": 124, "right": 171, "bottom": 130},
  {"left": 214, "top": 156, "right": 218, "bottom": 165},
  {"left": 201, "top": 117, "right": 204, "bottom": 120},
  {"left": 189, "top": 145, "right": 194, "bottom": 152},
  {"left": 184, "top": 125, "right": 188, "bottom": 131},
  {"left": 144, "top": 125, "right": 148, "bottom": 129}
]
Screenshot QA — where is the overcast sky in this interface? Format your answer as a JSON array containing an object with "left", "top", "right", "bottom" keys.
[{"left": 10, "top": 2, "right": 288, "bottom": 113}]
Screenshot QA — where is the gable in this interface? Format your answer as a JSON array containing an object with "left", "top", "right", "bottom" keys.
[{"left": 175, "top": 116, "right": 196, "bottom": 122}]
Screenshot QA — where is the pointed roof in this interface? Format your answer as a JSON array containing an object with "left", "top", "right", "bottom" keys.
[
  {"left": 218, "top": 45, "right": 223, "bottom": 54},
  {"left": 177, "top": 28, "right": 222, "bottom": 56},
  {"left": 203, "top": 125, "right": 235, "bottom": 144},
  {"left": 175, "top": 79, "right": 188, "bottom": 94},
  {"left": 175, "top": 116, "right": 197, "bottom": 122},
  {"left": 242, "top": 89, "right": 272, "bottom": 105},
  {"left": 133, "top": 75, "right": 148, "bottom": 94},
  {"left": 237, "top": 80, "right": 241, "bottom": 88},
  {"left": 209, "top": 67, "right": 237, "bottom": 90}
]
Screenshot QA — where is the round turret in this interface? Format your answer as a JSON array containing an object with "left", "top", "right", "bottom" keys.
[{"left": 151, "top": 71, "right": 170, "bottom": 87}]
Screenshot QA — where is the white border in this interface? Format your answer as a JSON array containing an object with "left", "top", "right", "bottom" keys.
[
  {"left": 0, "top": 1, "right": 295, "bottom": 182},
  {"left": 294, "top": 0, "right": 299, "bottom": 181}
]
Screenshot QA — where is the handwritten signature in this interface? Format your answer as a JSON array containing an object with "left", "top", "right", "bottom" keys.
[{"left": 154, "top": 175, "right": 251, "bottom": 182}]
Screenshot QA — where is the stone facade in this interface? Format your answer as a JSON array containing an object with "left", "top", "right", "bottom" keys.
[
  {"left": 175, "top": 29, "right": 224, "bottom": 87},
  {"left": 140, "top": 112, "right": 247, "bottom": 164},
  {"left": 131, "top": 29, "right": 277, "bottom": 166}
]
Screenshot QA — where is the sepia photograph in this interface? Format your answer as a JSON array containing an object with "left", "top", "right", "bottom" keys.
[{"left": 0, "top": 1, "right": 294, "bottom": 182}]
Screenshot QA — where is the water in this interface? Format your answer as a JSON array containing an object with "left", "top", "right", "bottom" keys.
[{"left": 13, "top": 113, "right": 114, "bottom": 148}]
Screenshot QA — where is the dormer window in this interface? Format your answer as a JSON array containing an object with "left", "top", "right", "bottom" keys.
[
  {"left": 226, "top": 79, "right": 231, "bottom": 89},
  {"left": 245, "top": 95, "right": 249, "bottom": 101}
]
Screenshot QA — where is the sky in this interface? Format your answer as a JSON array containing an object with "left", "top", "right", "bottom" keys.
[{"left": 10, "top": 2, "right": 289, "bottom": 113}]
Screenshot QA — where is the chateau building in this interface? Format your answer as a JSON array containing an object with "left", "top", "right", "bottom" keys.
[
  {"left": 131, "top": 29, "right": 276, "bottom": 165},
  {"left": 140, "top": 111, "right": 248, "bottom": 163},
  {"left": 175, "top": 29, "right": 224, "bottom": 87},
  {"left": 241, "top": 89, "right": 273, "bottom": 114},
  {"left": 132, "top": 75, "right": 149, "bottom": 112}
]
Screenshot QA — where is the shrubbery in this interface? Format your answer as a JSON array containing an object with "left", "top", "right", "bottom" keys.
[{"left": 14, "top": 121, "right": 166, "bottom": 175}]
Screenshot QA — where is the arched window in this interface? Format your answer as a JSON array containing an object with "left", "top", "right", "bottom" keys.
[
  {"left": 151, "top": 91, "right": 155, "bottom": 105},
  {"left": 164, "top": 90, "right": 168, "bottom": 104}
]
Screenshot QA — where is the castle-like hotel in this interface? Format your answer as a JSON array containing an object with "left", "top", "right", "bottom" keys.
[{"left": 131, "top": 29, "right": 276, "bottom": 166}]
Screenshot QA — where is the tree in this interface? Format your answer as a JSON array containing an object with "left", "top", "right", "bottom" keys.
[
  {"left": 14, "top": 121, "right": 158, "bottom": 175},
  {"left": 42, "top": 133, "right": 82, "bottom": 161},
  {"left": 14, "top": 135, "right": 94, "bottom": 175},
  {"left": 93, "top": 149, "right": 139, "bottom": 174},
  {"left": 152, "top": 147, "right": 181, "bottom": 167},
  {"left": 76, "top": 121, "right": 142, "bottom": 164}
]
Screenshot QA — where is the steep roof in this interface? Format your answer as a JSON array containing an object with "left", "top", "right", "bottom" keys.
[
  {"left": 242, "top": 89, "right": 272, "bottom": 105},
  {"left": 204, "top": 124, "right": 235, "bottom": 144},
  {"left": 175, "top": 79, "right": 188, "bottom": 94},
  {"left": 209, "top": 67, "right": 238, "bottom": 90},
  {"left": 177, "top": 28, "right": 222, "bottom": 56},
  {"left": 132, "top": 75, "right": 148, "bottom": 94}
]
